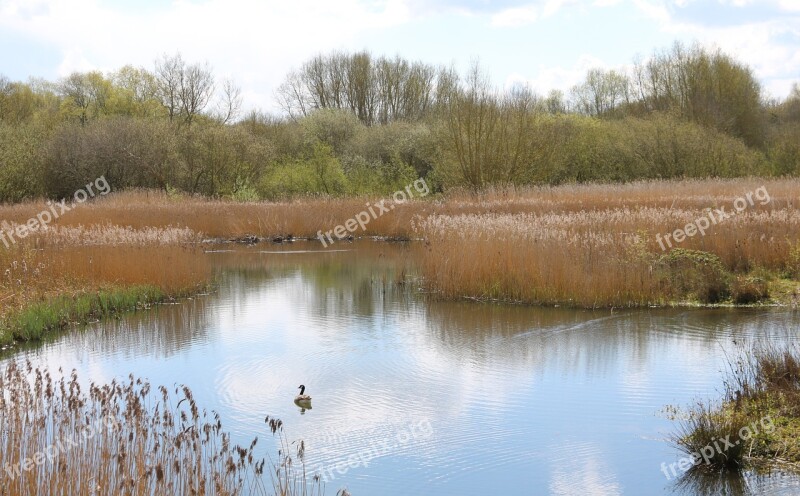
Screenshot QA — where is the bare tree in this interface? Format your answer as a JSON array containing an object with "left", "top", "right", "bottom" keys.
[
  {"left": 215, "top": 78, "right": 243, "bottom": 124},
  {"left": 570, "top": 68, "right": 629, "bottom": 117},
  {"left": 154, "top": 53, "right": 215, "bottom": 125},
  {"left": 180, "top": 62, "right": 215, "bottom": 125},
  {"left": 276, "top": 51, "right": 440, "bottom": 125},
  {"left": 59, "top": 72, "right": 111, "bottom": 125},
  {"left": 155, "top": 53, "right": 183, "bottom": 122}
]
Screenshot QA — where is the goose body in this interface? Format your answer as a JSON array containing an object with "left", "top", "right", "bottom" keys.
[{"left": 295, "top": 385, "right": 312, "bottom": 402}]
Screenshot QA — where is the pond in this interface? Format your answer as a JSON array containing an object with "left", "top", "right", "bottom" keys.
[{"left": 3, "top": 241, "right": 799, "bottom": 495}]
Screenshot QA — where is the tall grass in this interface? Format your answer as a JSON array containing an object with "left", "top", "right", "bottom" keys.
[{"left": 0, "top": 362, "right": 330, "bottom": 495}]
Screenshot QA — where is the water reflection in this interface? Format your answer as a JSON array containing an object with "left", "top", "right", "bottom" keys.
[
  {"left": 2, "top": 241, "right": 799, "bottom": 496},
  {"left": 671, "top": 467, "right": 800, "bottom": 496}
]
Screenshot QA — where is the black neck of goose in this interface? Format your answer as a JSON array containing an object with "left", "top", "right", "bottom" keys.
[{"left": 299, "top": 386, "right": 305, "bottom": 395}]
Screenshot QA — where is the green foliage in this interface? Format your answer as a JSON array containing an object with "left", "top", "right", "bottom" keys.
[
  {"left": 767, "top": 122, "right": 800, "bottom": 175},
  {"left": 0, "top": 122, "right": 46, "bottom": 202},
  {"left": 342, "top": 155, "right": 417, "bottom": 195},
  {"left": 0, "top": 46, "right": 797, "bottom": 204},
  {"left": 635, "top": 42, "right": 766, "bottom": 148},
  {"left": 258, "top": 142, "right": 348, "bottom": 200},
  {"left": 301, "top": 108, "right": 363, "bottom": 155}
]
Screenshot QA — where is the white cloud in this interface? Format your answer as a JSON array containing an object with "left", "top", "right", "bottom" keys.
[
  {"left": 506, "top": 53, "right": 609, "bottom": 94},
  {"left": 631, "top": 0, "right": 672, "bottom": 22},
  {"left": 490, "top": 4, "right": 539, "bottom": 27},
  {"left": 0, "top": 0, "right": 414, "bottom": 111},
  {"left": 778, "top": 0, "right": 800, "bottom": 11},
  {"left": 490, "top": 0, "right": 577, "bottom": 27}
]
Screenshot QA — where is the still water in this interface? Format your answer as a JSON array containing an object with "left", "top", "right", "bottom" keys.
[{"left": 3, "top": 242, "right": 799, "bottom": 495}]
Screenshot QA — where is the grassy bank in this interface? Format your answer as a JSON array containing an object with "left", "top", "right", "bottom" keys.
[
  {"left": 0, "top": 241, "right": 210, "bottom": 346},
  {"left": 669, "top": 344, "right": 800, "bottom": 477},
  {"left": 1, "top": 285, "right": 166, "bottom": 344}
]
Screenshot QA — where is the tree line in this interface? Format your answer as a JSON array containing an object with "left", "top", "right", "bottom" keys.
[{"left": 0, "top": 42, "right": 798, "bottom": 203}]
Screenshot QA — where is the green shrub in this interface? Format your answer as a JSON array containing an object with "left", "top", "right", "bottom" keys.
[
  {"left": 786, "top": 242, "right": 800, "bottom": 279},
  {"left": 258, "top": 142, "right": 348, "bottom": 200},
  {"left": 0, "top": 122, "right": 47, "bottom": 202}
]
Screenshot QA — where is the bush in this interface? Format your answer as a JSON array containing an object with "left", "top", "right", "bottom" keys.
[
  {"left": 258, "top": 142, "right": 348, "bottom": 200},
  {"left": 42, "top": 118, "right": 179, "bottom": 198},
  {"left": 0, "top": 121, "right": 47, "bottom": 201},
  {"left": 767, "top": 122, "right": 800, "bottom": 176},
  {"left": 730, "top": 276, "right": 769, "bottom": 304},
  {"left": 657, "top": 249, "right": 731, "bottom": 303}
]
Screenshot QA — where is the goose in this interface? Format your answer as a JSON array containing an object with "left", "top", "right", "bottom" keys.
[{"left": 295, "top": 385, "right": 312, "bottom": 402}]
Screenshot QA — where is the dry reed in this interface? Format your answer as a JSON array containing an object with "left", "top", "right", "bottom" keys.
[
  {"left": 412, "top": 179, "right": 800, "bottom": 307},
  {"left": 0, "top": 361, "right": 328, "bottom": 495}
]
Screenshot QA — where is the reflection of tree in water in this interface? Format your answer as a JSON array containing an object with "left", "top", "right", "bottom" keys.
[{"left": 209, "top": 241, "right": 418, "bottom": 321}]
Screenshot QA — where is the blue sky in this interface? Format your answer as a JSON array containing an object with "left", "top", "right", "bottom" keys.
[{"left": 1, "top": 0, "right": 798, "bottom": 112}]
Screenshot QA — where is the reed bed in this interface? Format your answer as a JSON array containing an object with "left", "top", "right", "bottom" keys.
[
  {"left": 407, "top": 179, "right": 800, "bottom": 307},
  {"left": 3, "top": 178, "right": 796, "bottom": 241},
  {"left": 1, "top": 177, "right": 799, "bottom": 326},
  {"left": 0, "top": 361, "right": 328, "bottom": 495}
]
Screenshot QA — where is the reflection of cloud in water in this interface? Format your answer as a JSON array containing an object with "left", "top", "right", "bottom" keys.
[{"left": 548, "top": 441, "right": 621, "bottom": 496}]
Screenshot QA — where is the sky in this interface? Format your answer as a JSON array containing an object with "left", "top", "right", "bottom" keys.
[{"left": 0, "top": 0, "right": 798, "bottom": 113}]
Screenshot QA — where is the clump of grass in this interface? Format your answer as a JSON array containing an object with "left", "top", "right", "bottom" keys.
[
  {"left": 0, "top": 362, "right": 330, "bottom": 495},
  {"left": 671, "top": 402, "right": 748, "bottom": 472},
  {"left": 669, "top": 344, "right": 800, "bottom": 477}
]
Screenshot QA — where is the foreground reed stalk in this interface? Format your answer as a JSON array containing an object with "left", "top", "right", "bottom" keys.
[{"left": 0, "top": 362, "right": 329, "bottom": 495}]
